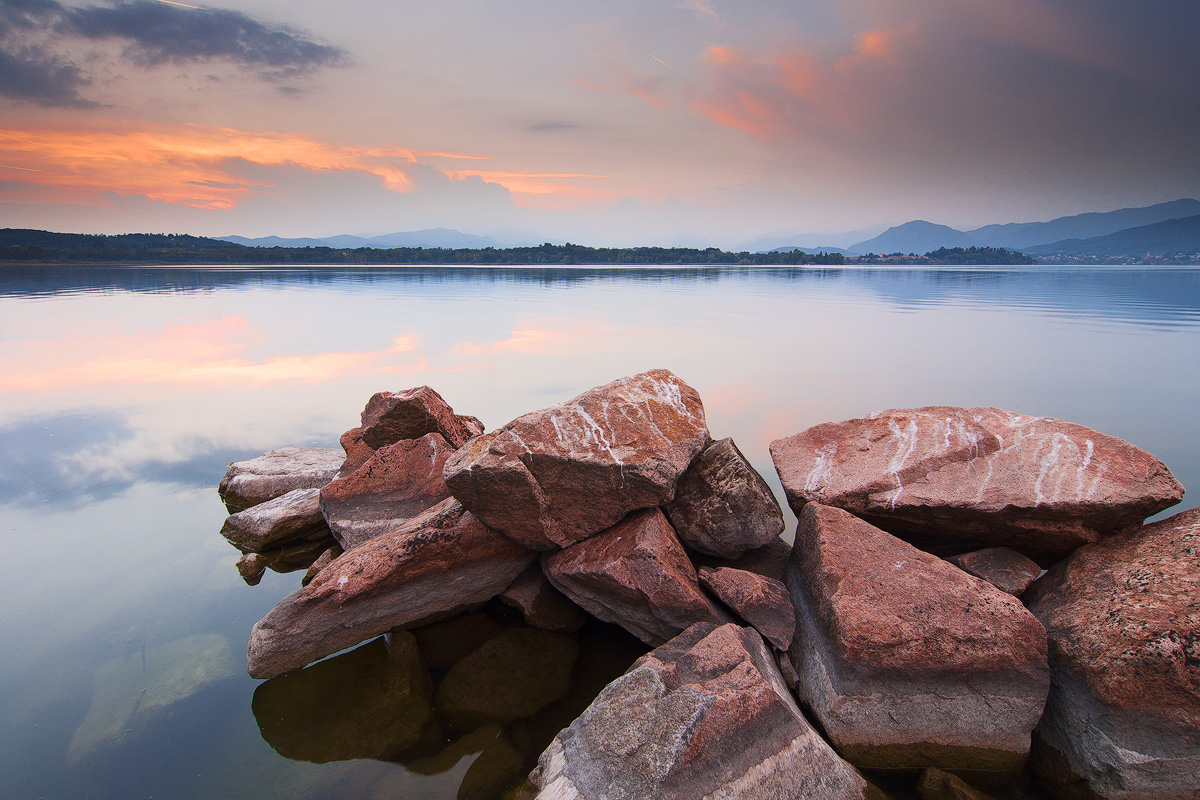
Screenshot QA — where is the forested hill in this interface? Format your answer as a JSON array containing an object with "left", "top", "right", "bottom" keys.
[{"left": 0, "top": 229, "right": 846, "bottom": 266}]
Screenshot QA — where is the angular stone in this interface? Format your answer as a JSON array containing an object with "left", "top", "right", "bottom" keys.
[
  {"left": 360, "top": 385, "right": 483, "bottom": 450},
  {"left": 771, "top": 407, "right": 1184, "bottom": 565},
  {"left": 917, "top": 768, "right": 996, "bottom": 800},
  {"left": 444, "top": 369, "right": 710, "bottom": 550},
  {"left": 410, "top": 611, "right": 504, "bottom": 671},
  {"left": 693, "top": 535, "right": 792, "bottom": 584},
  {"left": 218, "top": 447, "right": 344, "bottom": 512},
  {"left": 237, "top": 551, "right": 269, "bottom": 585},
  {"left": 433, "top": 628, "right": 579, "bottom": 731},
  {"left": 500, "top": 563, "right": 587, "bottom": 633},
  {"left": 664, "top": 437, "right": 785, "bottom": 558},
  {"left": 319, "top": 433, "right": 455, "bottom": 549},
  {"left": 247, "top": 498, "right": 536, "bottom": 679},
  {"left": 220, "top": 488, "right": 329, "bottom": 552},
  {"left": 788, "top": 503, "right": 1050, "bottom": 778},
  {"left": 527, "top": 622, "right": 878, "bottom": 800},
  {"left": 251, "top": 632, "right": 438, "bottom": 763},
  {"left": 698, "top": 566, "right": 795, "bottom": 650},
  {"left": 946, "top": 547, "right": 1042, "bottom": 597},
  {"left": 300, "top": 544, "right": 342, "bottom": 587},
  {"left": 337, "top": 426, "right": 375, "bottom": 477},
  {"left": 1024, "top": 507, "right": 1200, "bottom": 800},
  {"left": 543, "top": 508, "right": 725, "bottom": 645}
]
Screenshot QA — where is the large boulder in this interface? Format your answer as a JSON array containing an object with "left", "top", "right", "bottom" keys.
[
  {"left": 663, "top": 437, "right": 785, "bottom": 558},
  {"left": 359, "top": 385, "right": 483, "bottom": 450},
  {"left": 318, "top": 433, "right": 455, "bottom": 549},
  {"left": 246, "top": 498, "right": 536, "bottom": 679},
  {"left": 788, "top": 503, "right": 1050, "bottom": 779},
  {"left": 1024, "top": 507, "right": 1200, "bottom": 800},
  {"left": 698, "top": 566, "right": 795, "bottom": 651},
  {"left": 219, "top": 488, "right": 329, "bottom": 552},
  {"left": 542, "top": 508, "right": 725, "bottom": 645},
  {"left": 771, "top": 407, "right": 1183, "bottom": 565},
  {"left": 527, "top": 622, "right": 880, "bottom": 800},
  {"left": 218, "top": 447, "right": 344, "bottom": 512},
  {"left": 443, "top": 369, "right": 710, "bottom": 550}
]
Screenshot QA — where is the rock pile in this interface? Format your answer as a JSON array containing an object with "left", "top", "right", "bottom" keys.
[{"left": 218, "top": 375, "right": 1195, "bottom": 800}]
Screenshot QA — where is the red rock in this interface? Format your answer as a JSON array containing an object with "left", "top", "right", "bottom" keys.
[
  {"left": 692, "top": 535, "right": 792, "bottom": 583},
  {"left": 771, "top": 407, "right": 1183, "bottom": 565},
  {"left": 788, "top": 503, "right": 1050, "bottom": 778},
  {"left": 246, "top": 498, "right": 536, "bottom": 679},
  {"left": 499, "top": 563, "right": 587, "bottom": 632},
  {"left": 443, "top": 369, "right": 710, "bottom": 550},
  {"left": 220, "top": 488, "right": 329, "bottom": 552},
  {"left": 917, "top": 768, "right": 995, "bottom": 800},
  {"left": 319, "top": 433, "right": 455, "bottom": 549},
  {"left": 946, "top": 547, "right": 1042, "bottom": 597},
  {"left": 218, "top": 447, "right": 344, "bottom": 512},
  {"left": 360, "top": 385, "right": 483, "bottom": 450},
  {"left": 300, "top": 544, "right": 342, "bottom": 587},
  {"left": 336, "top": 426, "right": 375, "bottom": 477},
  {"left": 663, "top": 437, "right": 785, "bottom": 558},
  {"left": 527, "top": 622, "right": 877, "bottom": 799},
  {"left": 542, "top": 508, "right": 725, "bottom": 645},
  {"left": 697, "top": 566, "right": 795, "bottom": 650},
  {"left": 1024, "top": 507, "right": 1200, "bottom": 799}
]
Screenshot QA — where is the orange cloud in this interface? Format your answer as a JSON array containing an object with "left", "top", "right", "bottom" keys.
[{"left": 444, "top": 170, "right": 622, "bottom": 199}]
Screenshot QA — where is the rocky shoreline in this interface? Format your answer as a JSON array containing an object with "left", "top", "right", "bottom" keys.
[{"left": 218, "top": 370, "right": 1198, "bottom": 799}]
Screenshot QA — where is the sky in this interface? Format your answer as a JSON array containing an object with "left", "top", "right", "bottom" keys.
[{"left": 0, "top": 0, "right": 1198, "bottom": 247}]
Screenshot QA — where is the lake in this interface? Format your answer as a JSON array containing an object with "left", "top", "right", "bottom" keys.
[{"left": 1, "top": 264, "right": 1197, "bottom": 798}]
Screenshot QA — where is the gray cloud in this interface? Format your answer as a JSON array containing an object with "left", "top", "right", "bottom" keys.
[
  {"left": 528, "top": 121, "right": 580, "bottom": 132},
  {"left": 0, "top": 41, "right": 95, "bottom": 106}
]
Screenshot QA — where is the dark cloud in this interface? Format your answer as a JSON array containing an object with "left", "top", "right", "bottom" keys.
[{"left": 0, "top": 0, "right": 346, "bottom": 106}]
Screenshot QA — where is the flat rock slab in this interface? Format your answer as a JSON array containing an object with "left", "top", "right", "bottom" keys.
[
  {"left": 663, "top": 437, "right": 784, "bottom": 558},
  {"left": 946, "top": 547, "right": 1042, "bottom": 597},
  {"left": 1024, "top": 507, "right": 1200, "bottom": 800},
  {"left": 698, "top": 566, "right": 795, "bottom": 650},
  {"left": 771, "top": 407, "right": 1183, "bottom": 565},
  {"left": 528, "top": 622, "right": 879, "bottom": 800},
  {"left": 247, "top": 498, "right": 536, "bottom": 679},
  {"left": 444, "top": 369, "right": 710, "bottom": 550},
  {"left": 218, "top": 447, "right": 344, "bottom": 512},
  {"left": 788, "top": 503, "right": 1050, "bottom": 778},
  {"left": 543, "top": 508, "right": 725, "bottom": 645},
  {"left": 360, "top": 385, "right": 483, "bottom": 450},
  {"left": 693, "top": 536, "right": 792, "bottom": 584},
  {"left": 319, "top": 433, "right": 455, "bottom": 549},
  {"left": 220, "top": 488, "right": 329, "bottom": 552}
]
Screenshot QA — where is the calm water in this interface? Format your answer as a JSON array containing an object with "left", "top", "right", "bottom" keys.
[{"left": 1, "top": 265, "right": 1197, "bottom": 799}]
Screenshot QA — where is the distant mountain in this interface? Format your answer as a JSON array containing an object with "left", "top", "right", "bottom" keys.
[
  {"left": 742, "top": 226, "right": 885, "bottom": 252},
  {"left": 1024, "top": 214, "right": 1200, "bottom": 259},
  {"left": 968, "top": 199, "right": 1200, "bottom": 249},
  {"left": 217, "top": 227, "right": 506, "bottom": 249},
  {"left": 847, "top": 221, "right": 980, "bottom": 255},
  {"left": 768, "top": 245, "right": 849, "bottom": 255}
]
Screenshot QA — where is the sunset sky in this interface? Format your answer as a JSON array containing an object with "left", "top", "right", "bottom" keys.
[{"left": 1, "top": 0, "right": 1197, "bottom": 246}]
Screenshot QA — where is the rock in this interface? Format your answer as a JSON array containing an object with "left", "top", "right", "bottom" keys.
[
  {"left": 247, "top": 498, "right": 536, "bottom": 679},
  {"left": 788, "top": 503, "right": 1050, "bottom": 778},
  {"left": 692, "top": 535, "right": 792, "bottom": 583},
  {"left": 917, "top": 768, "right": 996, "bottom": 800},
  {"left": 218, "top": 447, "right": 344, "bottom": 512},
  {"left": 220, "top": 488, "right": 329, "bottom": 552},
  {"left": 443, "top": 369, "right": 710, "bottom": 550},
  {"left": 543, "top": 508, "right": 725, "bottom": 645},
  {"left": 500, "top": 563, "right": 588, "bottom": 632},
  {"left": 407, "top": 724, "right": 528, "bottom": 800},
  {"left": 251, "top": 632, "right": 438, "bottom": 763},
  {"left": 1024, "top": 507, "right": 1200, "bottom": 800},
  {"left": 697, "top": 566, "right": 795, "bottom": 650},
  {"left": 359, "top": 385, "right": 483, "bottom": 450},
  {"left": 68, "top": 634, "right": 237, "bottom": 762},
  {"left": 337, "top": 426, "right": 375, "bottom": 477},
  {"left": 946, "top": 547, "right": 1042, "bottom": 597},
  {"left": 237, "top": 552, "right": 269, "bottom": 585},
  {"left": 527, "top": 622, "right": 879, "bottom": 800},
  {"left": 410, "top": 610, "right": 504, "bottom": 671},
  {"left": 300, "top": 543, "right": 342, "bottom": 586},
  {"left": 663, "top": 437, "right": 785, "bottom": 558},
  {"left": 263, "top": 537, "right": 336, "bottom": 573},
  {"left": 771, "top": 407, "right": 1183, "bottom": 565},
  {"left": 319, "top": 433, "right": 455, "bottom": 549},
  {"left": 433, "top": 628, "right": 579, "bottom": 731}
]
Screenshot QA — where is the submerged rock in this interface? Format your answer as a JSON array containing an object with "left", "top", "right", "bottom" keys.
[
  {"left": 443, "top": 369, "right": 710, "bottom": 550},
  {"left": 218, "top": 447, "right": 344, "bottom": 512},
  {"left": 946, "top": 547, "right": 1042, "bottom": 597},
  {"left": 220, "top": 487, "right": 329, "bottom": 552},
  {"left": 917, "top": 768, "right": 996, "bottom": 800},
  {"left": 1024, "top": 507, "right": 1200, "bottom": 800},
  {"left": 247, "top": 498, "right": 536, "bottom": 679},
  {"left": 528, "top": 622, "right": 879, "bottom": 799},
  {"left": 788, "top": 503, "right": 1050, "bottom": 779},
  {"left": 771, "top": 407, "right": 1183, "bottom": 565}
]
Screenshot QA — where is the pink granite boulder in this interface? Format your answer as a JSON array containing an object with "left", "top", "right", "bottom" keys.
[
  {"left": 1024, "top": 507, "right": 1200, "bottom": 800},
  {"left": 220, "top": 488, "right": 329, "bottom": 553},
  {"left": 698, "top": 566, "right": 795, "bottom": 650},
  {"left": 443, "top": 369, "right": 710, "bottom": 550},
  {"left": 499, "top": 563, "right": 587, "bottom": 633},
  {"left": 771, "top": 407, "right": 1183, "bottom": 565},
  {"left": 542, "top": 508, "right": 725, "bottom": 645},
  {"left": 946, "top": 547, "right": 1042, "bottom": 597},
  {"left": 359, "top": 385, "right": 483, "bottom": 450},
  {"left": 218, "top": 447, "right": 344, "bottom": 512},
  {"left": 788, "top": 503, "right": 1051, "bottom": 779}
]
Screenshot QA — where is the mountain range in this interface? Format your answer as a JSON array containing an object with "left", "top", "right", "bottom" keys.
[{"left": 218, "top": 228, "right": 517, "bottom": 249}]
